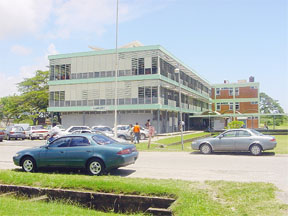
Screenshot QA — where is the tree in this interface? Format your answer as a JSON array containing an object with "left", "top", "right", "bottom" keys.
[
  {"left": 260, "top": 92, "right": 284, "bottom": 114},
  {"left": 227, "top": 120, "right": 244, "bottom": 129},
  {"left": 17, "top": 70, "right": 49, "bottom": 125},
  {"left": 0, "top": 96, "right": 25, "bottom": 126}
]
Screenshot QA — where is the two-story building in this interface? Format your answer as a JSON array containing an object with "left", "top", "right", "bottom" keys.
[
  {"left": 48, "top": 43, "right": 211, "bottom": 133},
  {"left": 211, "top": 77, "right": 260, "bottom": 129}
]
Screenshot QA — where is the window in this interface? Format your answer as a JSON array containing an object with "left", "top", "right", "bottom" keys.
[
  {"left": 235, "top": 88, "right": 239, "bottom": 96},
  {"left": 50, "top": 65, "right": 55, "bottom": 80},
  {"left": 49, "top": 137, "right": 71, "bottom": 148},
  {"left": 216, "top": 103, "right": 221, "bottom": 110},
  {"left": 70, "top": 137, "right": 90, "bottom": 147},
  {"left": 216, "top": 88, "right": 220, "bottom": 96},
  {"left": 251, "top": 101, "right": 258, "bottom": 105},
  {"left": 138, "top": 58, "right": 144, "bottom": 75},
  {"left": 152, "top": 57, "right": 158, "bottom": 74},
  {"left": 222, "top": 131, "right": 237, "bottom": 137},
  {"left": 229, "top": 88, "right": 233, "bottom": 96},
  {"left": 92, "top": 134, "right": 117, "bottom": 145},
  {"left": 229, "top": 102, "right": 233, "bottom": 110},
  {"left": 138, "top": 87, "right": 144, "bottom": 104},
  {"left": 237, "top": 130, "right": 251, "bottom": 137},
  {"left": 235, "top": 102, "right": 240, "bottom": 110},
  {"left": 132, "top": 58, "right": 138, "bottom": 75},
  {"left": 250, "top": 86, "right": 257, "bottom": 89}
]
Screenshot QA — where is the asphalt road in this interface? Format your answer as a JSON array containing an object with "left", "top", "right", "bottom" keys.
[{"left": 0, "top": 139, "right": 287, "bottom": 202}]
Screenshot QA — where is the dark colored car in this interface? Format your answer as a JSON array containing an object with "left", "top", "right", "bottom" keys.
[
  {"left": 13, "top": 133, "right": 138, "bottom": 175},
  {"left": 5, "top": 126, "right": 26, "bottom": 140},
  {"left": 191, "top": 129, "right": 277, "bottom": 156},
  {"left": 0, "top": 130, "right": 4, "bottom": 142}
]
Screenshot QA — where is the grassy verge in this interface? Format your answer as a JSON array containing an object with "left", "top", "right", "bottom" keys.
[
  {"left": 267, "top": 135, "right": 288, "bottom": 154},
  {"left": 136, "top": 132, "right": 209, "bottom": 151},
  {"left": 0, "top": 170, "right": 287, "bottom": 215}
]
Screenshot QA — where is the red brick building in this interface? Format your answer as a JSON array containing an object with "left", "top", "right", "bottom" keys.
[{"left": 211, "top": 77, "right": 260, "bottom": 129}]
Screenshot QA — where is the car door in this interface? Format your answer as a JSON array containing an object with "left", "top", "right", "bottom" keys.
[
  {"left": 65, "top": 136, "right": 94, "bottom": 167},
  {"left": 39, "top": 137, "right": 71, "bottom": 167},
  {"left": 217, "top": 130, "right": 237, "bottom": 151},
  {"left": 235, "top": 130, "right": 253, "bottom": 151}
]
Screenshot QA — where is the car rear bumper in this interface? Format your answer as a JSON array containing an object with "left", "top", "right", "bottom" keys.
[{"left": 109, "top": 152, "right": 139, "bottom": 169}]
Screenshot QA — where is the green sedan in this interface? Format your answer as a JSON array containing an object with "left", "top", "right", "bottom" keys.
[{"left": 13, "top": 133, "right": 138, "bottom": 175}]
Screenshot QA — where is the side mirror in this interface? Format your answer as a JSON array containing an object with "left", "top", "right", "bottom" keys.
[{"left": 218, "top": 135, "right": 223, "bottom": 139}]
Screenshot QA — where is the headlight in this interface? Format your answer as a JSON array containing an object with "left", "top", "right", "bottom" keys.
[
  {"left": 14, "top": 153, "right": 20, "bottom": 157},
  {"left": 192, "top": 142, "right": 196, "bottom": 145}
]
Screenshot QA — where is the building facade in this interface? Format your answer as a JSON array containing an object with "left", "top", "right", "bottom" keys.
[
  {"left": 211, "top": 78, "right": 260, "bottom": 129},
  {"left": 48, "top": 45, "right": 211, "bottom": 133}
]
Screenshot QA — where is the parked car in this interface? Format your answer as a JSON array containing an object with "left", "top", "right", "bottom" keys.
[
  {"left": 25, "top": 125, "right": 49, "bottom": 140},
  {"left": 71, "top": 129, "right": 92, "bottom": 134},
  {"left": 0, "top": 130, "right": 4, "bottom": 142},
  {"left": 91, "top": 126, "right": 114, "bottom": 137},
  {"left": 114, "top": 125, "right": 148, "bottom": 140},
  {"left": 13, "top": 133, "right": 138, "bottom": 175},
  {"left": 4, "top": 126, "right": 26, "bottom": 140},
  {"left": 63, "top": 126, "right": 91, "bottom": 135},
  {"left": 191, "top": 129, "right": 277, "bottom": 156},
  {"left": 47, "top": 125, "right": 65, "bottom": 131}
]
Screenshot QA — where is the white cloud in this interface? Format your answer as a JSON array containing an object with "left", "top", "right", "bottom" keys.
[
  {"left": 10, "top": 45, "right": 32, "bottom": 56},
  {"left": 0, "top": 44, "right": 58, "bottom": 97},
  {"left": 0, "top": 0, "right": 53, "bottom": 39}
]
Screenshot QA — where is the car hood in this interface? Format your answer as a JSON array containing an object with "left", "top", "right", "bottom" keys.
[
  {"left": 194, "top": 136, "right": 215, "bottom": 143},
  {"left": 16, "top": 146, "right": 45, "bottom": 154}
]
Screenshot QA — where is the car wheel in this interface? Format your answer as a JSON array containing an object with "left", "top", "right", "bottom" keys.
[
  {"left": 0, "top": 138, "right": 3, "bottom": 142},
  {"left": 87, "top": 158, "right": 105, "bottom": 176},
  {"left": 21, "top": 156, "right": 37, "bottom": 172},
  {"left": 118, "top": 135, "right": 126, "bottom": 140},
  {"left": 250, "top": 144, "right": 262, "bottom": 156},
  {"left": 200, "top": 143, "right": 212, "bottom": 154},
  {"left": 140, "top": 133, "right": 146, "bottom": 140}
]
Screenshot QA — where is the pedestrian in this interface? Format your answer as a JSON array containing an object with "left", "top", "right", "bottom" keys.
[
  {"left": 128, "top": 124, "right": 134, "bottom": 143},
  {"left": 145, "top": 119, "right": 151, "bottom": 129},
  {"left": 133, "top": 122, "right": 140, "bottom": 144},
  {"left": 147, "top": 125, "right": 155, "bottom": 149}
]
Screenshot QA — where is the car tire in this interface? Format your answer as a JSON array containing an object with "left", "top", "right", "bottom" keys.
[
  {"left": 0, "top": 138, "right": 3, "bottom": 142},
  {"left": 21, "top": 156, "right": 37, "bottom": 172},
  {"left": 140, "top": 133, "right": 146, "bottom": 140},
  {"left": 87, "top": 158, "right": 105, "bottom": 176},
  {"left": 118, "top": 135, "right": 126, "bottom": 140},
  {"left": 200, "top": 143, "right": 212, "bottom": 154},
  {"left": 250, "top": 144, "right": 262, "bottom": 156}
]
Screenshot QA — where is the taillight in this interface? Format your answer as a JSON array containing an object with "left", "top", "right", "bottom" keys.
[
  {"left": 117, "top": 149, "right": 132, "bottom": 155},
  {"left": 270, "top": 138, "right": 276, "bottom": 142},
  {"left": 9, "top": 132, "right": 14, "bottom": 134}
]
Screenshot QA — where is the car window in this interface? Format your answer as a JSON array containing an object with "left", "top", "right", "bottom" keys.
[
  {"left": 250, "top": 129, "right": 264, "bottom": 136},
  {"left": 49, "top": 137, "right": 71, "bottom": 148},
  {"left": 92, "top": 134, "right": 117, "bottom": 145},
  {"left": 70, "top": 137, "right": 90, "bottom": 147},
  {"left": 237, "top": 130, "right": 251, "bottom": 137},
  {"left": 222, "top": 131, "right": 237, "bottom": 137}
]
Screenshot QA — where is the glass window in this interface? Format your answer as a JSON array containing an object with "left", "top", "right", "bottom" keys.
[
  {"left": 229, "top": 102, "right": 233, "bottom": 110},
  {"left": 229, "top": 88, "right": 233, "bottom": 96},
  {"left": 92, "top": 134, "right": 117, "bottom": 145},
  {"left": 138, "top": 58, "right": 144, "bottom": 75},
  {"left": 50, "top": 65, "right": 55, "bottom": 80},
  {"left": 55, "top": 65, "right": 60, "bottom": 80},
  {"left": 216, "top": 103, "right": 221, "bottom": 110},
  {"left": 65, "top": 64, "right": 71, "bottom": 79},
  {"left": 235, "top": 102, "right": 240, "bottom": 110},
  {"left": 70, "top": 137, "right": 90, "bottom": 147},
  {"left": 237, "top": 130, "right": 251, "bottom": 137},
  {"left": 222, "top": 131, "right": 237, "bottom": 137},
  {"left": 145, "top": 68, "right": 151, "bottom": 74},
  {"left": 132, "top": 58, "right": 138, "bottom": 75},
  {"left": 152, "top": 57, "right": 158, "bottom": 74},
  {"left": 235, "top": 88, "right": 239, "bottom": 96},
  {"left": 216, "top": 88, "right": 220, "bottom": 96},
  {"left": 49, "top": 137, "right": 71, "bottom": 148},
  {"left": 61, "top": 65, "right": 65, "bottom": 80}
]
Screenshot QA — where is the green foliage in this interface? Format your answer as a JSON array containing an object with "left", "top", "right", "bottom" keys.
[
  {"left": 260, "top": 92, "right": 284, "bottom": 114},
  {"left": 226, "top": 120, "right": 244, "bottom": 129},
  {"left": 0, "top": 96, "right": 26, "bottom": 125}
]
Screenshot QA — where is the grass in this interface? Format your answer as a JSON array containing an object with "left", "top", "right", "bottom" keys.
[
  {"left": 0, "top": 170, "right": 287, "bottom": 215},
  {"left": 267, "top": 135, "right": 288, "bottom": 154},
  {"left": 136, "top": 132, "right": 209, "bottom": 151}
]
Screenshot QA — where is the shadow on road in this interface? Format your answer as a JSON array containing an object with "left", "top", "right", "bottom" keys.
[
  {"left": 190, "top": 151, "right": 275, "bottom": 156},
  {"left": 12, "top": 167, "right": 136, "bottom": 177}
]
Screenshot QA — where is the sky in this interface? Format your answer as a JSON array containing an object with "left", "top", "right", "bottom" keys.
[{"left": 0, "top": 0, "right": 287, "bottom": 112}]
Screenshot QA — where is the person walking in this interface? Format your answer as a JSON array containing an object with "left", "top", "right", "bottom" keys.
[
  {"left": 145, "top": 119, "right": 151, "bottom": 129},
  {"left": 133, "top": 122, "right": 140, "bottom": 144},
  {"left": 128, "top": 124, "right": 134, "bottom": 143}
]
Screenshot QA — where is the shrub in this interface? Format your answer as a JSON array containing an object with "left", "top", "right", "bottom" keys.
[{"left": 227, "top": 121, "right": 244, "bottom": 129}]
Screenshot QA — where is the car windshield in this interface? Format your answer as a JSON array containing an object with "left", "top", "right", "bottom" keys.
[
  {"left": 250, "top": 129, "right": 264, "bottom": 136},
  {"left": 92, "top": 134, "right": 118, "bottom": 145}
]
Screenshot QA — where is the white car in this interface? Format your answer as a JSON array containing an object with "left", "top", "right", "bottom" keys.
[
  {"left": 63, "top": 126, "right": 91, "bottom": 135},
  {"left": 114, "top": 125, "right": 149, "bottom": 140},
  {"left": 25, "top": 126, "right": 49, "bottom": 140},
  {"left": 91, "top": 126, "right": 114, "bottom": 137}
]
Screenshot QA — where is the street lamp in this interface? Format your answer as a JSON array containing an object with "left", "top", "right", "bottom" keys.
[
  {"left": 114, "top": 0, "right": 119, "bottom": 139},
  {"left": 174, "top": 66, "right": 184, "bottom": 150}
]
